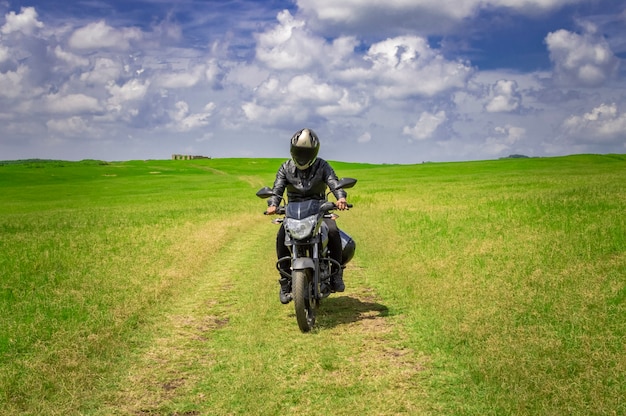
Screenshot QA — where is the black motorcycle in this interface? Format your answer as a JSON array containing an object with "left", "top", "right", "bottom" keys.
[{"left": 256, "top": 178, "right": 357, "bottom": 332}]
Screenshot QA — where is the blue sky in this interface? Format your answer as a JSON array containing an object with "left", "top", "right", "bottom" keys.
[{"left": 0, "top": 0, "right": 624, "bottom": 163}]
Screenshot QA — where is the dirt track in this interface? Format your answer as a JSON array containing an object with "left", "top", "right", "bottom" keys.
[{"left": 98, "top": 215, "right": 430, "bottom": 415}]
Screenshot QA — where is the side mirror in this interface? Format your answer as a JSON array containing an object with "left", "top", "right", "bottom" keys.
[
  {"left": 256, "top": 187, "right": 275, "bottom": 199},
  {"left": 334, "top": 177, "right": 357, "bottom": 190}
]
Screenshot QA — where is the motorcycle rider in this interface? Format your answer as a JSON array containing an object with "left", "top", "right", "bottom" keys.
[{"left": 266, "top": 128, "right": 348, "bottom": 304}]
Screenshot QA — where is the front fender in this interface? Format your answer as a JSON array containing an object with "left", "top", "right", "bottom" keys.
[{"left": 292, "top": 258, "right": 315, "bottom": 270}]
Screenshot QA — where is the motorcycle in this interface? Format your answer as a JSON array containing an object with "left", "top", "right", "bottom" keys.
[{"left": 256, "top": 178, "right": 357, "bottom": 332}]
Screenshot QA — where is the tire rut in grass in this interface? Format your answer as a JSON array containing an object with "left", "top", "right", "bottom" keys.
[
  {"left": 104, "top": 216, "right": 431, "bottom": 415},
  {"left": 100, "top": 215, "right": 269, "bottom": 414}
]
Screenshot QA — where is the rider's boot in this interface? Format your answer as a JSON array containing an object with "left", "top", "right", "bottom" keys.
[
  {"left": 331, "top": 267, "right": 345, "bottom": 292},
  {"left": 278, "top": 277, "right": 292, "bottom": 304}
]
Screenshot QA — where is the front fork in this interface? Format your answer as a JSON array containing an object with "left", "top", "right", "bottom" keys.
[{"left": 276, "top": 242, "right": 341, "bottom": 300}]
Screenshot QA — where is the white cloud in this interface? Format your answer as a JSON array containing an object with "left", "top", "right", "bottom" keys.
[
  {"left": 205, "top": 59, "right": 221, "bottom": 85},
  {"left": 255, "top": 10, "right": 319, "bottom": 70},
  {"left": 80, "top": 58, "right": 124, "bottom": 85},
  {"left": 403, "top": 110, "right": 447, "bottom": 141},
  {"left": 485, "top": 79, "right": 521, "bottom": 112},
  {"left": 296, "top": 0, "right": 585, "bottom": 34},
  {"left": 171, "top": 101, "right": 190, "bottom": 122},
  {"left": 241, "top": 99, "right": 310, "bottom": 125},
  {"left": 168, "top": 101, "right": 216, "bottom": 132},
  {"left": 562, "top": 103, "right": 626, "bottom": 143},
  {"left": 247, "top": 11, "right": 471, "bottom": 127},
  {"left": 241, "top": 101, "right": 265, "bottom": 122},
  {"left": 365, "top": 36, "right": 472, "bottom": 99},
  {"left": 68, "top": 20, "right": 142, "bottom": 51},
  {"left": 317, "top": 90, "right": 368, "bottom": 117},
  {"left": 241, "top": 71, "right": 368, "bottom": 122},
  {"left": 253, "top": 77, "right": 282, "bottom": 100},
  {"left": 298, "top": 0, "right": 477, "bottom": 23},
  {"left": 357, "top": 132, "right": 372, "bottom": 143},
  {"left": 155, "top": 65, "right": 206, "bottom": 89},
  {"left": 483, "top": 124, "right": 526, "bottom": 155},
  {"left": 52, "top": 45, "right": 90, "bottom": 68},
  {"left": 1, "top": 7, "right": 43, "bottom": 35},
  {"left": 226, "top": 64, "right": 270, "bottom": 89},
  {"left": 0, "top": 65, "right": 28, "bottom": 98},
  {"left": 255, "top": 10, "right": 358, "bottom": 71},
  {"left": 286, "top": 75, "right": 340, "bottom": 103},
  {"left": 484, "top": 0, "right": 587, "bottom": 11},
  {"left": 46, "top": 116, "right": 97, "bottom": 137},
  {"left": 0, "top": 44, "right": 9, "bottom": 62},
  {"left": 327, "top": 36, "right": 360, "bottom": 68},
  {"left": 44, "top": 93, "right": 101, "bottom": 114},
  {"left": 107, "top": 79, "right": 150, "bottom": 111},
  {"left": 545, "top": 26, "right": 619, "bottom": 87}
]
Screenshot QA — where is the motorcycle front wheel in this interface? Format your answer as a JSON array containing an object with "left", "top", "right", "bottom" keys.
[{"left": 293, "top": 269, "right": 316, "bottom": 332}]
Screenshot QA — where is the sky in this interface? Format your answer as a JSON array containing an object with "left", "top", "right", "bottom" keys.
[{"left": 0, "top": 0, "right": 624, "bottom": 164}]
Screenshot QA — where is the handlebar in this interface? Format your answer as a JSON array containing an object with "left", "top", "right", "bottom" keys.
[
  {"left": 328, "top": 202, "right": 353, "bottom": 210},
  {"left": 263, "top": 202, "right": 353, "bottom": 215},
  {"left": 264, "top": 206, "right": 286, "bottom": 215}
]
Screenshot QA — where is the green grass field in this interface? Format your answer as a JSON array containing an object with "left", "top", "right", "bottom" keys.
[{"left": 1, "top": 155, "right": 624, "bottom": 415}]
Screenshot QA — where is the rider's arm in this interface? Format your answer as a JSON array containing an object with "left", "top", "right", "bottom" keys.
[
  {"left": 322, "top": 161, "right": 348, "bottom": 209},
  {"left": 268, "top": 162, "right": 288, "bottom": 208}
]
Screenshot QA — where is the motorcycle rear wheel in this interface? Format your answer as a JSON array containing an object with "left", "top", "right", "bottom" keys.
[{"left": 293, "top": 269, "right": 316, "bottom": 332}]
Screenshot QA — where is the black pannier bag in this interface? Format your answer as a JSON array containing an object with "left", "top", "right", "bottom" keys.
[{"left": 339, "top": 229, "right": 356, "bottom": 265}]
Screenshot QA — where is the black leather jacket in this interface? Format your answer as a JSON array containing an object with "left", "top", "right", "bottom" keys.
[{"left": 268, "top": 159, "right": 347, "bottom": 207}]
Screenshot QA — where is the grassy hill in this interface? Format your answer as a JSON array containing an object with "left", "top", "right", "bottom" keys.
[{"left": 1, "top": 155, "right": 624, "bottom": 415}]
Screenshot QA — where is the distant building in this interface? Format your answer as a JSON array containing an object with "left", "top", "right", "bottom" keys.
[{"left": 172, "top": 154, "right": 211, "bottom": 160}]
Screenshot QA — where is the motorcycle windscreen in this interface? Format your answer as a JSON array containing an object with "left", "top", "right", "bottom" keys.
[{"left": 285, "top": 200, "right": 321, "bottom": 219}]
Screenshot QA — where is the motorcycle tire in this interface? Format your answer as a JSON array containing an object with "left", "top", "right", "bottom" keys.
[{"left": 293, "top": 269, "right": 316, "bottom": 332}]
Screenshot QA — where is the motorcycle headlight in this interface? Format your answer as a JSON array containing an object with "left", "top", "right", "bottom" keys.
[{"left": 284, "top": 215, "right": 317, "bottom": 240}]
